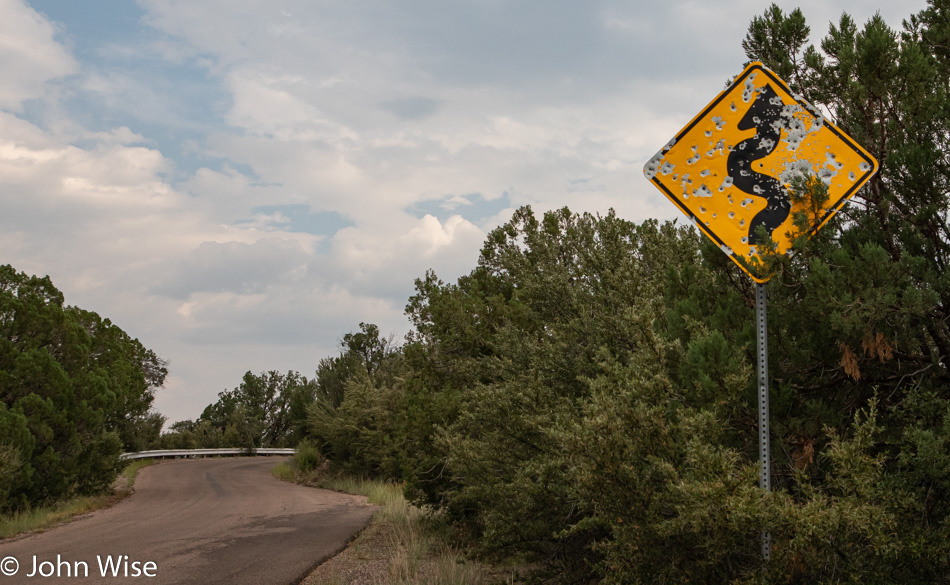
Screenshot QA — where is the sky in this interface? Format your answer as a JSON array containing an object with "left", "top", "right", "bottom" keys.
[{"left": 0, "top": 0, "right": 930, "bottom": 425}]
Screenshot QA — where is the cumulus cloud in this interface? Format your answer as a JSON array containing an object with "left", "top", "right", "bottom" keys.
[
  {"left": 153, "top": 238, "right": 310, "bottom": 299},
  {"left": 0, "top": 0, "right": 76, "bottom": 109},
  {"left": 326, "top": 213, "right": 485, "bottom": 299}
]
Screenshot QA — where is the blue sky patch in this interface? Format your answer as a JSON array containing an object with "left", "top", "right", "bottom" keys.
[
  {"left": 407, "top": 192, "right": 512, "bottom": 225},
  {"left": 379, "top": 97, "right": 441, "bottom": 120},
  {"left": 28, "top": 0, "right": 231, "bottom": 181},
  {"left": 246, "top": 205, "right": 355, "bottom": 237}
]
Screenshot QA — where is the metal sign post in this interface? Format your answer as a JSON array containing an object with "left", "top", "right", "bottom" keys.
[
  {"left": 642, "top": 61, "right": 879, "bottom": 564},
  {"left": 756, "top": 282, "right": 771, "bottom": 560}
]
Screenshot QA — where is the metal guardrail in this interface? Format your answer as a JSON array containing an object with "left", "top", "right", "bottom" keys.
[{"left": 119, "top": 448, "right": 296, "bottom": 461}]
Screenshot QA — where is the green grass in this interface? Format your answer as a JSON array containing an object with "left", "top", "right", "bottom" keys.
[
  {"left": 315, "top": 476, "right": 503, "bottom": 585},
  {"left": 0, "top": 459, "right": 158, "bottom": 540},
  {"left": 121, "top": 458, "right": 158, "bottom": 488},
  {"left": 271, "top": 461, "right": 296, "bottom": 482},
  {"left": 274, "top": 461, "right": 520, "bottom": 584},
  {"left": 317, "top": 475, "right": 403, "bottom": 508},
  {"left": 271, "top": 443, "right": 326, "bottom": 485},
  {"left": 0, "top": 494, "right": 116, "bottom": 540}
]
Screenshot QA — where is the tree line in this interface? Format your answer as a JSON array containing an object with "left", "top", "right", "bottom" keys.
[
  {"left": 227, "top": 3, "right": 949, "bottom": 583},
  {"left": 157, "top": 323, "right": 399, "bottom": 453},
  {"left": 0, "top": 265, "right": 167, "bottom": 512}
]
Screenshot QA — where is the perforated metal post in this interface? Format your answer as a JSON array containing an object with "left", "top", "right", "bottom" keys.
[{"left": 756, "top": 282, "right": 771, "bottom": 560}]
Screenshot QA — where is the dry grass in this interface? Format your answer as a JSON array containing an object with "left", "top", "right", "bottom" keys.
[
  {"left": 121, "top": 458, "right": 158, "bottom": 488},
  {"left": 0, "top": 459, "right": 158, "bottom": 540},
  {"left": 0, "top": 495, "right": 120, "bottom": 540},
  {"left": 273, "top": 468, "right": 516, "bottom": 585}
]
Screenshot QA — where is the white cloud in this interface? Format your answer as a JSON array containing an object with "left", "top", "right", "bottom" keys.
[
  {"left": 0, "top": 0, "right": 76, "bottom": 109},
  {"left": 154, "top": 238, "right": 310, "bottom": 299},
  {"left": 1, "top": 0, "right": 931, "bottom": 425},
  {"left": 225, "top": 71, "right": 361, "bottom": 142}
]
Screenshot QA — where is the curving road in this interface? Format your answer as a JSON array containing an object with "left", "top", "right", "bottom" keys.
[{"left": 0, "top": 458, "right": 376, "bottom": 584}]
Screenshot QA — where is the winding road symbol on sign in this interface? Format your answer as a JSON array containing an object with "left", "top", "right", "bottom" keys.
[
  {"left": 729, "top": 83, "right": 789, "bottom": 246},
  {"left": 643, "top": 62, "right": 878, "bottom": 282}
]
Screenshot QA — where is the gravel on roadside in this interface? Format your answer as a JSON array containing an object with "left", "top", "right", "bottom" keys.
[{"left": 301, "top": 515, "right": 393, "bottom": 585}]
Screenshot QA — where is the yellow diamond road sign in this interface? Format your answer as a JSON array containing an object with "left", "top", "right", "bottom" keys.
[{"left": 643, "top": 62, "right": 878, "bottom": 282}]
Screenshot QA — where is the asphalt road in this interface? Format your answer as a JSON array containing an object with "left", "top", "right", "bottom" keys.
[{"left": 0, "top": 458, "right": 376, "bottom": 585}]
